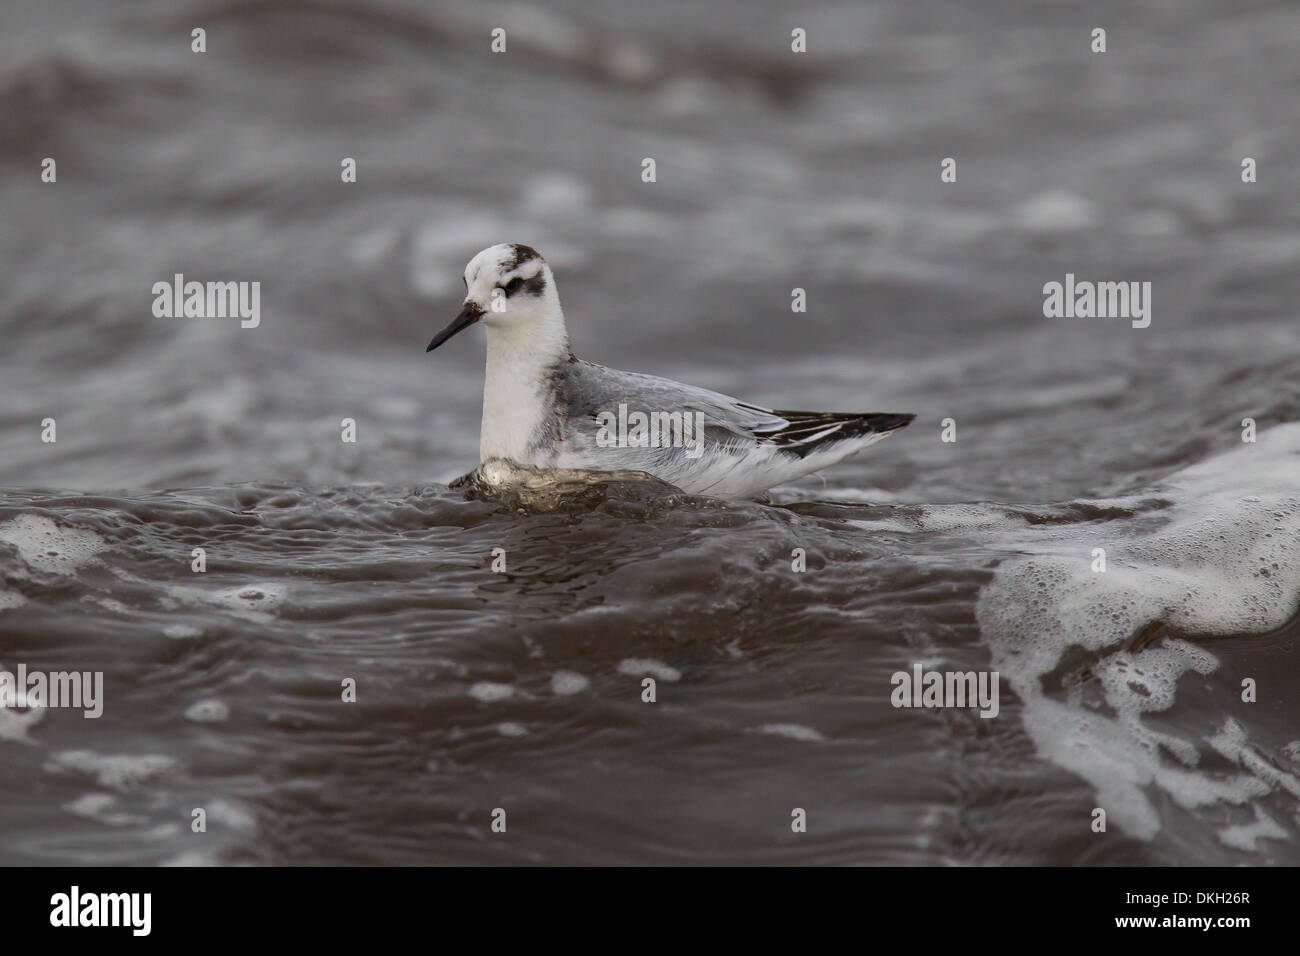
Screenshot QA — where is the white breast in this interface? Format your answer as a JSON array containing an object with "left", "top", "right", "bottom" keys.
[{"left": 479, "top": 327, "right": 558, "bottom": 464}]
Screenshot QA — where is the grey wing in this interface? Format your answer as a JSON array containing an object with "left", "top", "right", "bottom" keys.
[
  {"left": 561, "top": 361, "right": 915, "bottom": 458},
  {"left": 562, "top": 361, "right": 787, "bottom": 449}
]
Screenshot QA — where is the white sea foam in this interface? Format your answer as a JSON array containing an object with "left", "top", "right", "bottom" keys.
[
  {"left": 916, "top": 503, "right": 1013, "bottom": 533},
  {"left": 1218, "top": 807, "right": 1288, "bottom": 852},
  {"left": 974, "top": 422, "right": 1300, "bottom": 841},
  {"left": 166, "top": 582, "right": 285, "bottom": 622},
  {"left": 550, "top": 671, "right": 589, "bottom": 696},
  {"left": 0, "top": 698, "right": 44, "bottom": 742},
  {"left": 45, "top": 750, "right": 176, "bottom": 792},
  {"left": 205, "top": 798, "right": 258, "bottom": 834},
  {"left": 184, "top": 699, "right": 230, "bottom": 723},
  {"left": 468, "top": 682, "right": 514, "bottom": 703},
  {"left": 617, "top": 658, "right": 682, "bottom": 682},
  {"left": 0, "top": 515, "right": 106, "bottom": 574},
  {"left": 163, "top": 624, "right": 202, "bottom": 640},
  {"left": 756, "top": 723, "right": 826, "bottom": 742},
  {"left": 0, "top": 657, "right": 46, "bottom": 743},
  {"left": 63, "top": 793, "right": 144, "bottom": 826}
]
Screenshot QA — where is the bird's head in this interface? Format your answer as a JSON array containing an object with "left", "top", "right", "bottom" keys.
[{"left": 427, "top": 242, "right": 560, "bottom": 352}]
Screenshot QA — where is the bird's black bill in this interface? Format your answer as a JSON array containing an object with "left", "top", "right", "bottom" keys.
[{"left": 427, "top": 304, "right": 483, "bottom": 352}]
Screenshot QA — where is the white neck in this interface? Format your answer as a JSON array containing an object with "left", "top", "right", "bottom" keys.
[{"left": 480, "top": 304, "right": 570, "bottom": 463}]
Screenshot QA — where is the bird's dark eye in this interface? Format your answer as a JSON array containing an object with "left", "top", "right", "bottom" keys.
[{"left": 504, "top": 277, "right": 523, "bottom": 295}]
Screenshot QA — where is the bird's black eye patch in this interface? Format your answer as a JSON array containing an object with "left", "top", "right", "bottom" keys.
[{"left": 503, "top": 277, "right": 524, "bottom": 295}]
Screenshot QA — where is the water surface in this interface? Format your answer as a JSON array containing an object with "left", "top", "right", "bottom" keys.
[{"left": 1, "top": 0, "right": 1298, "bottom": 864}]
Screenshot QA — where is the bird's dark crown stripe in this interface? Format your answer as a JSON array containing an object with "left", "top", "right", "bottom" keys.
[{"left": 505, "top": 243, "right": 541, "bottom": 270}]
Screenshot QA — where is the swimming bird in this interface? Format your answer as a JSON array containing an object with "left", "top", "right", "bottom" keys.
[{"left": 427, "top": 243, "right": 914, "bottom": 498}]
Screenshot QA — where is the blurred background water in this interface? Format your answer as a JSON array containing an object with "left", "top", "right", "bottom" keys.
[{"left": 0, "top": 0, "right": 1298, "bottom": 864}]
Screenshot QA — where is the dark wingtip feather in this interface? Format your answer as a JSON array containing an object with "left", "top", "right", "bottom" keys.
[
  {"left": 762, "top": 410, "right": 916, "bottom": 458},
  {"left": 867, "top": 412, "right": 916, "bottom": 433}
]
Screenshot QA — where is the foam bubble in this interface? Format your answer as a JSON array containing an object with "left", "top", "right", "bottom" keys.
[
  {"left": 63, "top": 793, "right": 144, "bottom": 826},
  {"left": 184, "top": 699, "right": 229, "bottom": 723},
  {"left": 468, "top": 682, "right": 514, "bottom": 703},
  {"left": 617, "top": 658, "right": 681, "bottom": 682},
  {"left": 211, "top": 584, "right": 284, "bottom": 613},
  {"left": 0, "top": 514, "right": 106, "bottom": 575},
  {"left": 550, "top": 671, "right": 589, "bottom": 696},
  {"left": 0, "top": 658, "right": 47, "bottom": 741},
  {"left": 756, "top": 723, "right": 826, "bottom": 742},
  {"left": 166, "top": 582, "right": 285, "bottom": 622},
  {"left": 1218, "top": 807, "right": 1288, "bottom": 852},
  {"left": 916, "top": 503, "right": 1013, "bottom": 533},
  {"left": 0, "top": 700, "right": 44, "bottom": 741},
  {"left": 205, "top": 798, "right": 257, "bottom": 834},
  {"left": 88, "top": 596, "right": 130, "bottom": 614},
  {"left": 0, "top": 589, "right": 27, "bottom": 610},
  {"left": 45, "top": 750, "right": 176, "bottom": 792}
]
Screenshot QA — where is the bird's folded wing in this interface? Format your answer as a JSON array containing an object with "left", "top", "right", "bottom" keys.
[
  {"left": 567, "top": 363, "right": 787, "bottom": 446},
  {"left": 563, "top": 362, "right": 912, "bottom": 459}
]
